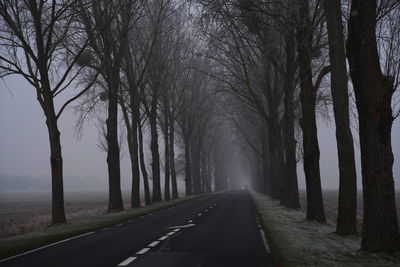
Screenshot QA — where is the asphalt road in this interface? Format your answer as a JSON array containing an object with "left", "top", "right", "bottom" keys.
[{"left": 0, "top": 191, "right": 275, "bottom": 267}]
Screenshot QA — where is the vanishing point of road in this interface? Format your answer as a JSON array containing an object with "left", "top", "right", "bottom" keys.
[{"left": 1, "top": 191, "right": 275, "bottom": 267}]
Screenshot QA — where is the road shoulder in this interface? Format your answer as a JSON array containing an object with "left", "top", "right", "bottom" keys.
[{"left": 252, "top": 192, "right": 400, "bottom": 266}]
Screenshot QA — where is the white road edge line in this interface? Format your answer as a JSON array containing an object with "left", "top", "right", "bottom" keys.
[
  {"left": 188, "top": 220, "right": 193, "bottom": 223},
  {"left": 259, "top": 228, "right": 270, "bottom": 253},
  {"left": 0, "top": 231, "right": 95, "bottom": 263},
  {"left": 136, "top": 248, "right": 150, "bottom": 255},
  {"left": 148, "top": 241, "right": 160, "bottom": 247},
  {"left": 118, "top": 257, "right": 137, "bottom": 266}
]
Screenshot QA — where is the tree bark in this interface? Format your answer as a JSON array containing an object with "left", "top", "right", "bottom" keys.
[
  {"left": 323, "top": 0, "right": 357, "bottom": 235},
  {"left": 268, "top": 131, "right": 280, "bottom": 200},
  {"left": 163, "top": 114, "right": 171, "bottom": 201},
  {"left": 45, "top": 107, "right": 67, "bottom": 224},
  {"left": 205, "top": 154, "right": 212, "bottom": 193},
  {"left": 200, "top": 149, "right": 207, "bottom": 193},
  {"left": 192, "top": 136, "right": 202, "bottom": 195},
  {"left": 169, "top": 115, "right": 179, "bottom": 199},
  {"left": 130, "top": 93, "right": 141, "bottom": 208},
  {"left": 347, "top": 0, "right": 400, "bottom": 252},
  {"left": 138, "top": 118, "right": 151, "bottom": 205},
  {"left": 261, "top": 134, "right": 271, "bottom": 195},
  {"left": 40, "top": 59, "right": 67, "bottom": 224},
  {"left": 150, "top": 98, "right": 162, "bottom": 202},
  {"left": 106, "top": 75, "right": 124, "bottom": 212},
  {"left": 184, "top": 134, "right": 193, "bottom": 196},
  {"left": 281, "top": 31, "right": 301, "bottom": 209},
  {"left": 296, "top": 0, "right": 325, "bottom": 223}
]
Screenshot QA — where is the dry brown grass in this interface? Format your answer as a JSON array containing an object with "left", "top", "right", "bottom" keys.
[{"left": 0, "top": 191, "right": 133, "bottom": 239}]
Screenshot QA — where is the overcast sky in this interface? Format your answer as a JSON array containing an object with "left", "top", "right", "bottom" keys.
[{"left": 0, "top": 75, "right": 399, "bottom": 192}]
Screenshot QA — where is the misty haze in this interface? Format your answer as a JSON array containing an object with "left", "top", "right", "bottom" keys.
[{"left": 0, "top": 0, "right": 400, "bottom": 267}]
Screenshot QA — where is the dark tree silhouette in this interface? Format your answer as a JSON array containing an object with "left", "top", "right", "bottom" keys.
[{"left": 347, "top": 0, "right": 400, "bottom": 252}]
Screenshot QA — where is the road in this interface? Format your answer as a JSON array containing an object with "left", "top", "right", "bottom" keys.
[{"left": 0, "top": 191, "right": 275, "bottom": 267}]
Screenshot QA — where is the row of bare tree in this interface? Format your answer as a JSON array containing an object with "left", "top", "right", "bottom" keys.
[
  {"left": 1, "top": 0, "right": 400, "bottom": 254},
  {"left": 195, "top": 0, "right": 400, "bottom": 253},
  {"left": 0, "top": 0, "right": 228, "bottom": 229}
]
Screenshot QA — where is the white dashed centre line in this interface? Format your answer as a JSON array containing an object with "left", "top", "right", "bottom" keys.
[
  {"left": 205, "top": 209, "right": 208, "bottom": 212},
  {"left": 188, "top": 220, "right": 193, "bottom": 223},
  {"left": 118, "top": 257, "right": 137, "bottom": 266},
  {"left": 198, "top": 213, "right": 202, "bottom": 216},
  {"left": 173, "top": 228, "right": 180, "bottom": 232},
  {"left": 148, "top": 241, "right": 160, "bottom": 247},
  {"left": 158, "top": 235, "right": 169, "bottom": 241},
  {"left": 136, "top": 248, "right": 150, "bottom": 255},
  {"left": 166, "top": 231, "right": 175, "bottom": 236}
]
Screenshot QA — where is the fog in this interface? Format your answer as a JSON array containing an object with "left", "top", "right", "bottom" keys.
[{"left": 0, "top": 75, "right": 399, "bottom": 193}]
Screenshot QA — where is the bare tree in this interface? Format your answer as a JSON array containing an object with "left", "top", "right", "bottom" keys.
[
  {"left": 295, "top": 0, "right": 328, "bottom": 223},
  {"left": 77, "top": 0, "right": 134, "bottom": 212},
  {"left": 323, "top": 0, "right": 357, "bottom": 235},
  {"left": 0, "top": 0, "right": 97, "bottom": 224},
  {"left": 347, "top": 0, "right": 400, "bottom": 252}
]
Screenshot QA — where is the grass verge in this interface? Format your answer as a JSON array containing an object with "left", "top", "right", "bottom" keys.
[
  {"left": 252, "top": 192, "right": 400, "bottom": 266},
  {"left": 0, "top": 195, "right": 199, "bottom": 260}
]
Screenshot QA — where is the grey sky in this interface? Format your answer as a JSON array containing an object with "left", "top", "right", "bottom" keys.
[{"left": 0, "top": 75, "right": 399, "bottom": 191}]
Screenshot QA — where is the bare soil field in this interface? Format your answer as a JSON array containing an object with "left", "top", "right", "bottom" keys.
[{"left": 0, "top": 191, "right": 133, "bottom": 238}]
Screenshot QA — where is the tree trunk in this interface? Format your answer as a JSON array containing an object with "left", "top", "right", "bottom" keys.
[
  {"left": 282, "top": 31, "right": 301, "bottom": 209},
  {"left": 184, "top": 134, "right": 192, "bottom": 196},
  {"left": 261, "top": 134, "right": 271, "bottom": 195},
  {"left": 256, "top": 156, "right": 264, "bottom": 193},
  {"left": 138, "top": 118, "right": 151, "bottom": 205},
  {"left": 164, "top": 114, "right": 171, "bottom": 201},
  {"left": 323, "top": 0, "right": 357, "bottom": 235},
  {"left": 192, "top": 136, "right": 202, "bottom": 195},
  {"left": 268, "top": 71, "right": 285, "bottom": 203},
  {"left": 150, "top": 99, "right": 162, "bottom": 202},
  {"left": 205, "top": 154, "right": 212, "bottom": 193},
  {"left": 296, "top": 0, "right": 325, "bottom": 223},
  {"left": 130, "top": 93, "right": 141, "bottom": 208},
  {"left": 214, "top": 148, "right": 228, "bottom": 191},
  {"left": 45, "top": 107, "right": 67, "bottom": 224},
  {"left": 347, "top": 0, "right": 400, "bottom": 252},
  {"left": 268, "top": 132, "right": 280, "bottom": 200},
  {"left": 169, "top": 116, "right": 179, "bottom": 199},
  {"left": 200, "top": 148, "right": 207, "bottom": 194},
  {"left": 121, "top": 104, "right": 140, "bottom": 209},
  {"left": 106, "top": 73, "right": 124, "bottom": 212}
]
